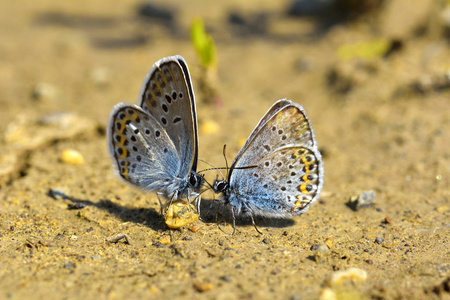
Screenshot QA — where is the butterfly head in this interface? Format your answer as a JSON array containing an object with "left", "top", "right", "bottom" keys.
[
  {"left": 189, "top": 171, "right": 204, "bottom": 192},
  {"left": 212, "top": 178, "right": 229, "bottom": 194}
]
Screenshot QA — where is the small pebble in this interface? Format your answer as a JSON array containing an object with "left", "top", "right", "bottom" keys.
[
  {"left": 262, "top": 238, "right": 270, "bottom": 244},
  {"left": 193, "top": 281, "right": 214, "bottom": 292},
  {"left": 60, "top": 149, "right": 85, "bottom": 165},
  {"left": 365, "top": 259, "right": 373, "bottom": 265},
  {"left": 164, "top": 200, "right": 199, "bottom": 229},
  {"left": 314, "top": 243, "right": 331, "bottom": 262},
  {"left": 383, "top": 217, "right": 391, "bottom": 224},
  {"left": 219, "top": 275, "right": 232, "bottom": 282},
  {"left": 375, "top": 237, "right": 384, "bottom": 244},
  {"left": 48, "top": 187, "right": 68, "bottom": 200},
  {"left": 235, "top": 264, "right": 242, "bottom": 269},
  {"left": 186, "top": 224, "right": 202, "bottom": 233},
  {"left": 329, "top": 267, "right": 368, "bottom": 285},
  {"left": 319, "top": 287, "right": 336, "bottom": 300},
  {"left": 349, "top": 190, "right": 376, "bottom": 211},
  {"left": 310, "top": 244, "right": 319, "bottom": 251},
  {"left": 325, "top": 238, "right": 334, "bottom": 249},
  {"left": 91, "top": 255, "right": 100, "bottom": 259},
  {"left": 32, "top": 82, "right": 57, "bottom": 101},
  {"left": 159, "top": 236, "right": 171, "bottom": 245},
  {"left": 70, "top": 235, "right": 78, "bottom": 240}
]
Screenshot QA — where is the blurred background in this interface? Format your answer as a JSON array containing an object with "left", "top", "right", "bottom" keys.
[{"left": 0, "top": 0, "right": 449, "bottom": 299}]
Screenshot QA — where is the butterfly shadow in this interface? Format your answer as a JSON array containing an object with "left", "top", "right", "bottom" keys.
[
  {"left": 47, "top": 190, "right": 168, "bottom": 231},
  {"left": 198, "top": 199, "right": 296, "bottom": 230}
]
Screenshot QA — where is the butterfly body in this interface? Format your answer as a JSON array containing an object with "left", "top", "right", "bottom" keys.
[{"left": 213, "top": 99, "right": 324, "bottom": 220}]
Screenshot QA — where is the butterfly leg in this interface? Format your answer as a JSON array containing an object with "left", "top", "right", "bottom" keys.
[
  {"left": 156, "top": 192, "right": 164, "bottom": 215},
  {"left": 249, "top": 212, "right": 262, "bottom": 234},
  {"left": 163, "top": 191, "right": 177, "bottom": 217},
  {"left": 195, "top": 194, "right": 202, "bottom": 216},
  {"left": 200, "top": 192, "right": 217, "bottom": 221},
  {"left": 231, "top": 207, "right": 237, "bottom": 235}
]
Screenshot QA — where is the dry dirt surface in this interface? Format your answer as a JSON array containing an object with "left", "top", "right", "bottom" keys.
[{"left": 0, "top": 1, "right": 449, "bottom": 299}]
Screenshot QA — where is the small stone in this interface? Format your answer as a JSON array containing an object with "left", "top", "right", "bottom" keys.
[
  {"left": 348, "top": 190, "right": 376, "bottom": 211},
  {"left": 310, "top": 244, "right": 319, "bottom": 251},
  {"left": 325, "top": 238, "right": 334, "bottom": 249},
  {"left": 219, "top": 275, "right": 232, "bottom": 282},
  {"left": 70, "top": 235, "right": 78, "bottom": 240},
  {"left": 107, "top": 234, "right": 131, "bottom": 244},
  {"left": 164, "top": 200, "right": 199, "bottom": 229},
  {"left": 60, "top": 149, "right": 85, "bottom": 165},
  {"left": 365, "top": 259, "right": 373, "bottom": 265},
  {"left": 262, "top": 238, "right": 270, "bottom": 244},
  {"left": 159, "top": 236, "right": 171, "bottom": 245},
  {"left": 329, "top": 267, "right": 368, "bottom": 285},
  {"left": 186, "top": 224, "right": 202, "bottom": 233},
  {"left": 48, "top": 187, "right": 68, "bottom": 200},
  {"left": 383, "top": 217, "right": 391, "bottom": 224},
  {"left": 314, "top": 243, "right": 331, "bottom": 262},
  {"left": 193, "top": 281, "right": 214, "bottom": 292},
  {"left": 32, "top": 82, "right": 57, "bottom": 101},
  {"left": 235, "top": 264, "right": 242, "bottom": 269},
  {"left": 319, "top": 287, "right": 336, "bottom": 300},
  {"left": 375, "top": 237, "right": 384, "bottom": 244},
  {"left": 91, "top": 255, "right": 100, "bottom": 259}
]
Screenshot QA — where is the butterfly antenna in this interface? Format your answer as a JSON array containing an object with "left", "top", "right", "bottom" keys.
[
  {"left": 198, "top": 159, "right": 225, "bottom": 180},
  {"left": 223, "top": 144, "right": 229, "bottom": 179}
]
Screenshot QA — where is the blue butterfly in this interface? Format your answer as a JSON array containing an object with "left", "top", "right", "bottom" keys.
[
  {"left": 212, "top": 99, "right": 324, "bottom": 232},
  {"left": 107, "top": 56, "right": 203, "bottom": 213}
]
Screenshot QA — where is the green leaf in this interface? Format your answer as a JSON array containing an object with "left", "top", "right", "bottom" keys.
[{"left": 190, "top": 17, "right": 217, "bottom": 69}]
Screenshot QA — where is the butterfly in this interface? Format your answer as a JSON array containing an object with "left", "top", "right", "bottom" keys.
[
  {"left": 212, "top": 99, "right": 324, "bottom": 232},
  {"left": 107, "top": 56, "right": 203, "bottom": 213}
]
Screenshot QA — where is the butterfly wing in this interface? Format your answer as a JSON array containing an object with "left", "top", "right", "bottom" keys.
[
  {"left": 137, "top": 56, "right": 198, "bottom": 178},
  {"left": 230, "top": 99, "right": 317, "bottom": 171},
  {"left": 107, "top": 103, "right": 185, "bottom": 194},
  {"left": 228, "top": 145, "right": 323, "bottom": 217},
  {"left": 228, "top": 99, "right": 324, "bottom": 216}
]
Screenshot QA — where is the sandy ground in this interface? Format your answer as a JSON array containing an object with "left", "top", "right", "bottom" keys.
[{"left": 0, "top": 0, "right": 449, "bottom": 299}]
